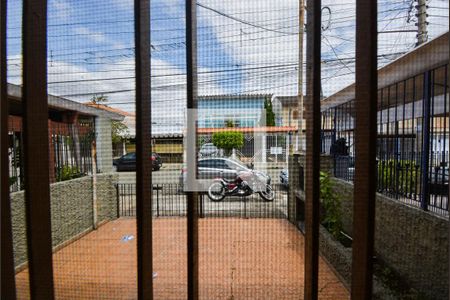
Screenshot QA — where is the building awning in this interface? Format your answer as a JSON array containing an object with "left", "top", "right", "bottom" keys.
[
  {"left": 197, "top": 126, "right": 297, "bottom": 134},
  {"left": 321, "top": 32, "right": 449, "bottom": 111}
]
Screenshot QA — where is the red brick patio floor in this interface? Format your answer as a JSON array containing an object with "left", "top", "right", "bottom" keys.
[{"left": 16, "top": 218, "right": 349, "bottom": 299}]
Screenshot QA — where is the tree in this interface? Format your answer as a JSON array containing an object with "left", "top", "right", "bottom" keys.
[
  {"left": 212, "top": 131, "right": 244, "bottom": 156},
  {"left": 90, "top": 95, "right": 129, "bottom": 144},
  {"left": 112, "top": 120, "right": 129, "bottom": 144},
  {"left": 91, "top": 94, "right": 108, "bottom": 105},
  {"left": 225, "top": 120, "right": 235, "bottom": 128},
  {"left": 263, "top": 98, "right": 276, "bottom": 126}
]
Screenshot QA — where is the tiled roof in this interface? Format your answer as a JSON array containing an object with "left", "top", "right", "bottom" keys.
[
  {"left": 197, "top": 126, "right": 297, "bottom": 134},
  {"left": 83, "top": 102, "right": 135, "bottom": 117}
]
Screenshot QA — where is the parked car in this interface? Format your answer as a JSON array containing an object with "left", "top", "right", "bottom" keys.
[
  {"left": 279, "top": 169, "right": 289, "bottom": 188},
  {"left": 179, "top": 157, "right": 271, "bottom": 191},
  {"left": 199, "top": 143, "right": 221, "bottom": 157},
  {"left": 113, "top": 152, "right": 162, "bottom": 172}
]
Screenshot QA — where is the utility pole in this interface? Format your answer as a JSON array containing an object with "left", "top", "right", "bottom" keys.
[
  {"left": 415, "top": 0, "right": 428, "bottom": 46},
  {"left": 296, "top": 0, "right": 305, "bottom": 153}
]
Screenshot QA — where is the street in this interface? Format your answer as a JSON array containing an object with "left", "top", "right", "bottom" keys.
[{"left": 115, "top": 163, "right": 286, "bottom": 185}]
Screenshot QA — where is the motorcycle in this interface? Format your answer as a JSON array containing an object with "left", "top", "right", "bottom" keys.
[{"left": 207, "top": 170, "right": 275, "bottom": 202}]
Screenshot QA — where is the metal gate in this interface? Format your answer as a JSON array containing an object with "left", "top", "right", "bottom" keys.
[{"left": 116, "top": 183, "right": 289, "bottom": 219}]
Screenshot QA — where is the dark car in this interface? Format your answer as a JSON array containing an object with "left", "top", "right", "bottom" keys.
[{"left": 113, "top": 152, "right": 162, "bottom": 172}]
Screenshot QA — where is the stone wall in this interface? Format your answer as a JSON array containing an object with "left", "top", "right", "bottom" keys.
[
  {"left": 10, "top": 173, "right": 118, "bottom": 269},
  {"left": 330, "top": 178, "right": 448, "bottom": 299},
  {"left": 288, "top": 153, "right": 449, "bottom": 299}
]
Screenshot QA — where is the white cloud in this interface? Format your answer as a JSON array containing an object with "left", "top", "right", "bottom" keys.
[
  {"left": 112, "top": 0, "right": 133, "bottom": 9},
  {"left": 194, "top": 0, "right": 441, "bottom": 97},
  {"left": 197, "top": 0, "right": 300, "bottom": 96},
  {"left": 50, "top": 0, "right": 74, "bottom": 21}
]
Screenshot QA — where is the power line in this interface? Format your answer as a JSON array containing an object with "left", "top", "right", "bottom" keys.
[{"left": 196, "top": 2, "right": 298, "bottom": 35}]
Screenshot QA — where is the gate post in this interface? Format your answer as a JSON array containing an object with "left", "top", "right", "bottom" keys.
[
  {"left": 420, "top": 70, "right": 432, "bottom": 211},
  {"left": 116, "top": 184, "right": 120, "bottom": 218}
]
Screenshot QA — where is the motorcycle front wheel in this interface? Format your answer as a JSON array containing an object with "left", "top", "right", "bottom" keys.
[
  {"left": 208, "top": 182, "right": 226, "bottom": 201},
  {"left": 259, "top": 184, "right": 275, "bottom": 201}
]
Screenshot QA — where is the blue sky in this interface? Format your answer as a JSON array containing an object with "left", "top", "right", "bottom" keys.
[{"left": 6, "top": 0, "right": 449, "bottom": 123}]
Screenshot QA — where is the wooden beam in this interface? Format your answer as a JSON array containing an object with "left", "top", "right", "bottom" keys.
[
  {"left": 351, "top": 0, "right": 377, "bottom": 298},
  {"left": 22, "top": 0, "right": 55, "bottom": 298},
  {"left": 186, "top": 0, "right": 199, "bottom": 298},
  {"left": 134, "top": 0, "right": 153, "bottom": 299},
  {"left": 1, "top": 0, "right": 17, "bottom": 297},
  {"left": 304, "top": 0, "right": 321, "bottom": 299}
]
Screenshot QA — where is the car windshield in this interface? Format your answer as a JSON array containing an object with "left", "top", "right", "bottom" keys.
[
  {"left": 226, "top": 159, "right": 249, "bottom": 171},
  {"left": 123, "top": 153, "right": 135, "bottom": 160}
]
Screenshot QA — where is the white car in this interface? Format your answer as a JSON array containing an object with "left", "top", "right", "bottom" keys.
[{"left": 179, "top": 157, "right": 271, "bottom": 192}]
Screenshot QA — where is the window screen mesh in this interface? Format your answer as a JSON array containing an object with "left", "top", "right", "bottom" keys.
[{"left": 4, "top": 0, "right": 449, "bottom": 299}]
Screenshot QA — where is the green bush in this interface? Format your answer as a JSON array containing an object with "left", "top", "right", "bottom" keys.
[
  {"left": 9, "top": 176, "right": 18, "bottom": 187},
  {"left": 320, "top": 171, "right": 343, "bottom": 239},
  {"left": 263, "top": 98, "right": 275, "bottom": 126},
  {"left": 56, "top": 165, "right": 84, "bottom": 182},
  {"left": 212, "top": 131, "right": 244, "bottom": 156},
  {"left": 378, "top": 160, "right": 418, "bottom": 194}
]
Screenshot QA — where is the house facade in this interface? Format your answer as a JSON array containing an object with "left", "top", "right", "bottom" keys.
[
  {"left": 197, "top": 94, "right": 282, "bottom": 128},
  {"left": 7, "top": 84, "right": 123, "bottom": 191}
]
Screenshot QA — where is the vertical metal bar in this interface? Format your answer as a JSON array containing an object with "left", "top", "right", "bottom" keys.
[
  {"left": 387, "top": 87, "right": 392, "bottom": 191},
  {"left": 19, "top": 128, "right": 24, "bottom": 186},
  {"left": 442, "top": 65, "right": 448, "bottom": 211},
  {"left": 333, "top": 107, "right": 337, "bottom": 175},
  {"left": 116, "top": 184, "right": 120, "bottom": 218},
  {"left": 378, "top": 89, "right": 384, "bottom": 192},
  {"left": 22, "top": 0, "right": 55, "bottom": 298},
  {"left": 156, "top": 184, "right": 160, "bottom": 217},
  {"left": 12, "top": 132, "right": 17, "bottom": 190},
  {"left": 420, "top": 71, "right": 432, "bottom": 211},
  {"left": 199, "top": 193, "right": 204, "bottom": 218},
  {"left": 402, "top": 81, "right": 406, "bottom": 196},
  {"left": 351, "top": 0, "right": 377, "bottom": 298},
  {"left": 134, "top": 0, "right": 153, "bottom": 299},
  {"left": 394, "top": 84, "right": 399, "bottom": 199},
  {"left": 412, "top": 77, "right": 417, "bottom": 200},
  {"left": 304, "top": 0, "right": 321, "bottom": 298},
  {"left": 346, "top": 102, "right": 350, "bottom": 150},
  {"left": 429, "top": 70, "right": 435, "bottom": 210},
  {"left": 1, "top": 0, "right": 17, "bottom": 297},
  {"left": 55, "top": 133, "right": 60, "bottom": 179},
  {"left": 186, "top": 0, "right": 199, "bottom": 298}
]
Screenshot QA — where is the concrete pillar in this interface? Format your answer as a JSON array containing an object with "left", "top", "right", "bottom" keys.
[
  {"left": 261, "top": 134, "right": 266, "bottom": 164},
  {"left": 95, "top": 117, "right": 113, "bottom": 173},
  {"left": 286, "top": 134, "right": 290, "bottom": 164}
]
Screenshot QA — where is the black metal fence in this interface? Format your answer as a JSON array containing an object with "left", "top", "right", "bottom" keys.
[
  {"left": 8, "top": 118, "right": 96, "bottom": 192},
  {"left": 116, "top": 183, "right": 288, "bottom": 219},
  {"left": 8, "top": 131, "right": 23, "bottom": 192},
  {"left": 52, "top": 119, "right": 96, "bottom": 182},
  {"left": 323, "top": 64, "right": 449, "bottom": 216}
]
